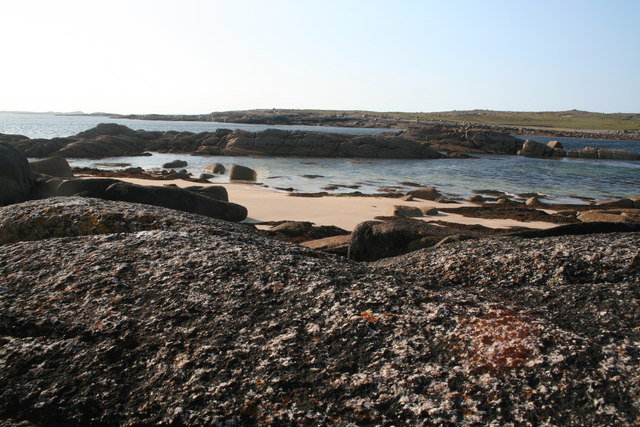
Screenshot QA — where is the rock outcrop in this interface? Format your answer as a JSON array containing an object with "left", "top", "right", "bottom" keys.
[
  {"left": 566, "top": 147, "right": 640, "bottom": 160},
  {"left": 0, "top": 143, "right": 34, "bottom": 206},
  {"left": 3, "top": 124, "right": 443, "bottom": 159},
  {"left": 406, "top": 125, "right": 523, "bottom": 154},
  {"left": 29, "top": 156, "right": 74, "bottom": 177},
  {"left": 103, "top": 182, "right": 247, "bottom": 222},
  {"left": 1, "top": 198, "right": 638, "bottom": 425},
  {"left": 5, "top": 123, "right": 638, "bottom": 161}
]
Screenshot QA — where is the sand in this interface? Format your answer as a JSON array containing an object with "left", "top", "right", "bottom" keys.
[{"left": 105, "top": 177, "right": 558, "bottom": 231}]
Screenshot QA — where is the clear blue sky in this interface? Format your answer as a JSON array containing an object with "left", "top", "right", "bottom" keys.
[{"left": 1, "top": 0, "right": 639, "bottom": 114}]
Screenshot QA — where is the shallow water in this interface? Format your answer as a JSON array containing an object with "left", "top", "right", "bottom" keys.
[
  {"left": 69, "top": 152, "right": 640, "bottom": 204},
  {"left": 3, "top": 112, "right": 639, "bottom": 203}
]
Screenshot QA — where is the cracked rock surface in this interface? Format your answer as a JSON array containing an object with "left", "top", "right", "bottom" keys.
[{"left": 1, "top": 198, "right": 638, "bottom": 425}]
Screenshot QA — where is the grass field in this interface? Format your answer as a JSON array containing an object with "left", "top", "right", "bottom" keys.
[{"left": 257, "top": 109, "right": 640, "bottom": 131}]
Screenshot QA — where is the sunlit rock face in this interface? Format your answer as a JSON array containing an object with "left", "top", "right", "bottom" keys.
[{"left": 1, "top": 197, "right": 639, "bottom": 425}]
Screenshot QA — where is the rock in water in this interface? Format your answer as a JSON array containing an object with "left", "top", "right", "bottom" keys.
[
  {"left": 203, "top": 162, "right": 226, "bottom": 174},
  {"left": 0, "top": 143, "right": 34, "bottom": 206},
  {"left": 29, "top": 156, "right": 74, "bottom": 177},
  {"left": 407, "top": 186, "right": 441, "bottom": 200},
  {"left": 104, "top": 181, "right": 247, "bottom": 222},
  {"left": 228, "top": 164, "right": 257, "bottom": 181},
  {"left": 162, "top": 160, "right": 188, "bottom": 169}
]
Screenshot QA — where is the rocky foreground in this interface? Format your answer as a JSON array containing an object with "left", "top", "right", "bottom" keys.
[{"left": 1, "top": 197, "right": 639, "bottom": 425}]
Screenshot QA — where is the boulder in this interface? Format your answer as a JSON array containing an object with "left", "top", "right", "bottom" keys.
[
  {"left": 265, "top": 221, "right": 349, "bottom": 243},
  {"left": 466, "top": 195, "right": 485, "bottom": 203},
  {"left": 465, "top": 129, "right": 522, "bottom": 154},
  {"left": 29, "top": 175, "right": 64, "bottom": 200},
  {"left": 0, "top": 143, "right": 35, "bottom": 206},
  {"left": 348, "top": 219, "right": 460, "bottom": 261},
  {"left": 165, "top": 169, "right": 191, "bottom": 180},
  {"left": 104, "top": 182, "right": 247, "bottom": 222},
  {"left": 517, "top": 139, "right": 550, "bottom": 157},
  {"left": 203, "top": 162, "right": 226, "bottom": 174},
  {"left": 184, "top": 185, "right": 229, "bottom": 202},
  {"left": 621, "top": 211, "right": 640, "bottom": 223},
  {"left": 630, "top": 196, "right": 640, "bottom": 209},
  {"left": 389, "top": 205, "right": 423, "bottom": 217},
  {"left": 229, "top": 164, "right": 257, "bottom": 181},
  {"left": 577, "top": 210, "right": 634, "bottom": 223},
  {"left": 525, "top": 197, "right": 540, "bottom": 207},
  {"left": 407, "top": 186, "right": 441, "bottom": 201},
  {"left": 547, "top": 140, "right": 564, "bottom": 150},
  {"left": 56, "top": 178, "right": 122, "bottom": 198},
  {"left": 300, "top": 234, "right": 351, "bottom": 257},
  {"left": 595, "top": 198, "right": 634, "bottom": 209},
  {"left": 162, "top": 160, "right": 188, "bottom": 169},
  {"left": 422, "top": 207, "right": 439, "bottom": 216},
  {"left": 29, "top": 156, "right": 74, "bottom": 177}
]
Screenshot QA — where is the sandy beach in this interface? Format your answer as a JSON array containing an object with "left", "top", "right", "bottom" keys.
[{"left": 108, "top": 177, "right": 559, "bottom": 231}]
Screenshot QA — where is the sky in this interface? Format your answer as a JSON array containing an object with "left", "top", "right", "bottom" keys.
[{"left": 1, "top": 0, "right": 639, "bottom": 114}]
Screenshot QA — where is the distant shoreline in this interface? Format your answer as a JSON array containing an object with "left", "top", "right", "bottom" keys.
[
  {"left": 3, "top": 109, "right": 639, "bottom": 141},
  {"left": 113, "top": 109, "right": 640, "bottom": 141}
]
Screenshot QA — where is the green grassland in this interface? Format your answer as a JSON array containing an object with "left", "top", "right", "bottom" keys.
[{"left": 253, "top": 109, "right": 640, "bottom": 131}]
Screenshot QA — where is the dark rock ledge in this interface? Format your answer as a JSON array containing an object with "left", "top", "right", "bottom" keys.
[
  {"left": 0, "top": 123, "right": 443, "bottom": 159},
  {"left": 4, "top": 122, "right": 637, "bottom": 161},
  {"left": 1, "top": 197, "right": 639, "bottom": 425}
]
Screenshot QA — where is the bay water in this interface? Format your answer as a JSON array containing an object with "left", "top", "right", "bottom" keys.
[{"left": 2, "top": 112, "right": 639, "bottom": 203}]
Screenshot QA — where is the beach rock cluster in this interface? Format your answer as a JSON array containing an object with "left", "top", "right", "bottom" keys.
[
  {"left": 1, "top": 197, "right": 638, "bottom": 425},
  {"left": 0, "top": 145, "right": 248, "bottom": 222},
  {"left": 2, "top": 124, "right": 443, "bottom": 159}
]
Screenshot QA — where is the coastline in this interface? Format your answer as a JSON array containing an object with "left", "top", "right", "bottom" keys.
[{"left": 93, "top": 176, "right": 561, "bottom": 231}]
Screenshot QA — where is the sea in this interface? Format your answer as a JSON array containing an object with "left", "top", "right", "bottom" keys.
[{"left": 2, "top": 112, "right": 639, "bottom": 204}]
